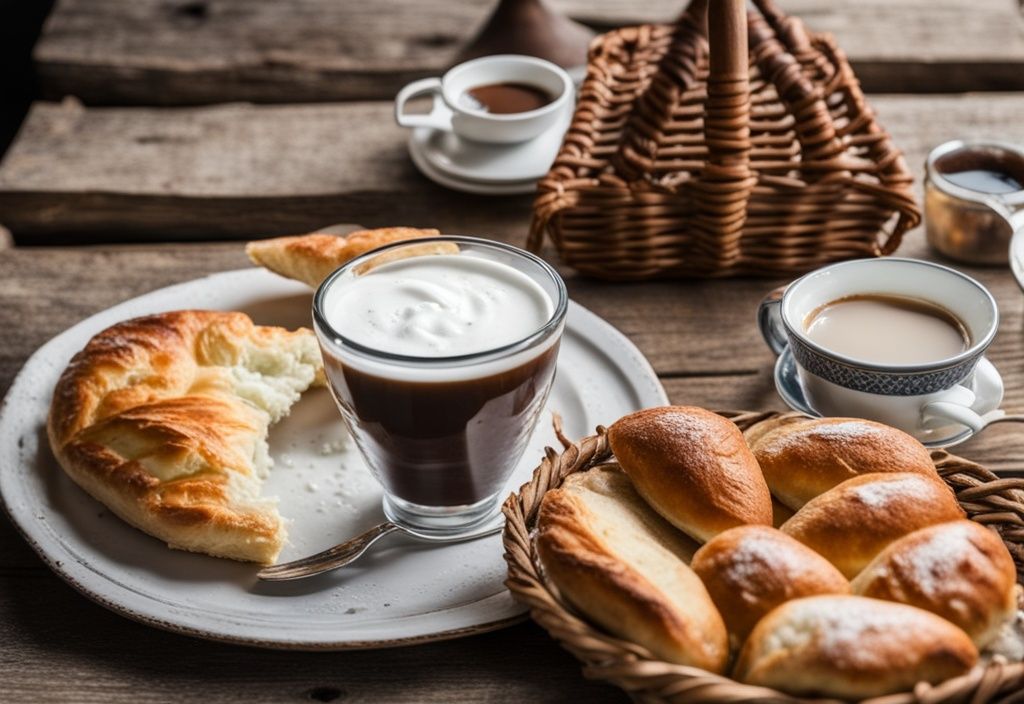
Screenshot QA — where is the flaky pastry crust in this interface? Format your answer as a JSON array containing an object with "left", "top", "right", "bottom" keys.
[
  {"left": 48, "top": 310, "right": 322, "bottom": 564},
  {"left": 246, "top": 226, "right": 441, "bottom": 287}
]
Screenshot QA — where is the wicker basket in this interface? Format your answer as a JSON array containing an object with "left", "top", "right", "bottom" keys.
[
  {"left": 502, "top": 411, "right": 1024, "bottom": 703},
  {"left": 528, "top": 0, "right": 921, "bottom": 281}
]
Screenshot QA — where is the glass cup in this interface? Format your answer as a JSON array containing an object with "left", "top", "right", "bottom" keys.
[
  {"left": 313, "top": 236, "right": 568, "bottom": 536},
  {"left": 924, "top": 139, "right": 1024, "bottom": 265}
]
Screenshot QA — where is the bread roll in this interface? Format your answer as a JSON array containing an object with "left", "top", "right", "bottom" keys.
[
  {"left": 751, "top": 418, "right": 937, "bottom": 510},
  {"left": 607, "top": 407, "right": 772, "bottom": 542},
  {"left": 734, "top": 595, "right": 978, "bottom": 699},
  {"left": 851, "top": 520, "right": 1017, "bottom": 647},
  {"left": 780, "top": 472, "right": 964, "bottom": 578},
  {"left": 48, "top": 311, "right": 323, "bottom": 564},
  {"left": 536, "top": 465, "right": 726, "bottom": 672},
  {"left": 691, "top": 526, "right": 850, "bottom": 645}
]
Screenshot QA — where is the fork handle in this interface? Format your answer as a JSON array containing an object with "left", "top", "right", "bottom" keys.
[{"left": 257, "top": 521, "right": 400, "bottom": 581}]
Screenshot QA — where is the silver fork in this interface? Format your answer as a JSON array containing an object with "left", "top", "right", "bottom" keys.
[{"left": 257, "top": 517, "right": 504, "bottom": 581}]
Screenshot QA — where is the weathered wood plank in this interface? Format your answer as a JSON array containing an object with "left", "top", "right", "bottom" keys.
[
  {"left": 4, "top": 93, "right": 1024, "bottom": 243},
  {"left": 0, "top": 567, "right": 624, "bottom": 703},
  {"left": 0, "top": 100, "right": 536, "bottom": 242},
  {"left": 33, "top": 0, "right": 1024, "bottom": 105}
]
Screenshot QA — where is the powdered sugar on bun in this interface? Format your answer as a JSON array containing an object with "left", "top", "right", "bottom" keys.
[
  {"left": 852, "top": 520, "right": 1018, "bottom": 647},
  {"left": 692, "top": 526, "right": 850, "bottom": 645},
  {"left": 780, "top": 472, "right": 964, "bottom": 578},
  {"left": 734, "top": 595, "right": 978, "bottom": 699},
  {"left": 751, "top": 418, "right": 937, "bottom": 511}
]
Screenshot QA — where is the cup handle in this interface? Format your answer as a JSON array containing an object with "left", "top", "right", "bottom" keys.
[
  {"left": 394, "top": 77, "right": 451, "bottom": 131},
  {"left": 921, "top": 358, "right": 1005, "bottom": 433},
  {"left": 757, "top": 285, "right": 788, "bottom": 356}
]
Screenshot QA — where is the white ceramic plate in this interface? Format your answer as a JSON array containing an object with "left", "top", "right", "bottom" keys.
[{"left": 0, "top": 268, "right": 666, "bottom": 649}]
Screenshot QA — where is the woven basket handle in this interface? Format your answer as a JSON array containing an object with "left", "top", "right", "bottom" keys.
[{"left": 703, "top": 0, "right": 750, "bottom": 174}]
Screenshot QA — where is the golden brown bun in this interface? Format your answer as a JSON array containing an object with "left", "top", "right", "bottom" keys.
[
  {"left": 751, "top": 417, "right": 937, "bottom": 511},
  {"left": 48, "top": 311, "right": 323, "bottom": 564},
  {"left": 607, "top": 407, "right": 772, "bottom": 542},
  {"left": 536, "top": 465, "right": 727, "bottom": 672},
  {"left": 780, "top": 472, "right": 965, "bottom": 578},
  {"left": 734, "top": 595, "right": 978, "bottom": 699},
  {"left": 246, "top": 227, "right": 441, "bottom": 287},
  {"left": 691, "top": 526, "right": 850, "bottom": 645},
  {"left": 851, "top": 520, "right": 1018, "bottom": 647}
]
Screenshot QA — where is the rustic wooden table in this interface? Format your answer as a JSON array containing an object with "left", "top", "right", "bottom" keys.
[{"left": 2, "top": 1, "right": 1024, "bottom": 702}]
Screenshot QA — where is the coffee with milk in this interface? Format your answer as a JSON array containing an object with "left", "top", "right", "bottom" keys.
[{"left": 804, "top": 294, "right": 969, "bottom": 366}]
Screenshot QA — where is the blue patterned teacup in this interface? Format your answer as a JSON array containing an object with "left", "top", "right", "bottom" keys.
[{"left": 758, "top": 258, "right": 1004, "bottom": 444}]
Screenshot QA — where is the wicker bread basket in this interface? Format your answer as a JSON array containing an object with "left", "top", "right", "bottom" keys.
[
  {"left": 502, "top": 411, "right": 1024, "bottom": 703},
  {"left": 528, "top": 0, "right": 921, "bottom": 281}
]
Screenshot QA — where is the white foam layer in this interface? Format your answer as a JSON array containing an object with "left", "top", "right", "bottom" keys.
[{"left": 319, "top": 253, "right": 561, "bottom": 382}]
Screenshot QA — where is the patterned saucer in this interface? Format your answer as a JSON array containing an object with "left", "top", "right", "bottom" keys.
[{"left": 773, "top": 347, "right": 975, "bottom": 449}]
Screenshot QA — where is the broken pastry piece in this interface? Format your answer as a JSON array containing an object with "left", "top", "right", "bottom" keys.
[
  {"left": 48, "top": 311, "right": 323, "bottom": 564},
  {"left": 246, "top": 226, "right": 443, "bottom": 288}
]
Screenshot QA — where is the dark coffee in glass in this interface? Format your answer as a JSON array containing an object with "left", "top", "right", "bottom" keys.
[{"left": 314, "top": 237, "right": 567, "bottom": 534}]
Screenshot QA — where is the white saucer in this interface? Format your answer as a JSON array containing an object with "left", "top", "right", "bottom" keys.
[
  {"left": 773, "top": 346, "right": 976, "bottom": 448},
  {"left": 0, "top": 268, "right": 667, "bottom": 649},
  {"left": 407, "top": 107, "right": 570, "bottom": 194},
  {"left": 408, "top": 143, "right": 538, "bottom": 196}
]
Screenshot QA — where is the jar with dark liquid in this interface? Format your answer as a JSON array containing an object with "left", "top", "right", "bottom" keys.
[{"left": 925, "top": 140, "right": 1024, "bottom": 265}]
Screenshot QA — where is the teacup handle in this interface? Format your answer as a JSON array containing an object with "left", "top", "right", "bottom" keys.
[
  {"left": 394, "top": 78, "right": 452, "bottom": 132},
  {"left": 757, "top": 285, "right": 788, "bottom": 356},
  {"left": 920, "top": 358, "right": 1005, "bottom": 433}
]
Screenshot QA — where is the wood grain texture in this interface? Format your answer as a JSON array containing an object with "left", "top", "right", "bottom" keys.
[
  {"left": 32, "top": 0, "right": 1024, "bottom": 105},
  {"left": 0, "top": 100, "right": 536, "bottom": 242},
  {"left": 4, "top": 93, "right": 1024, "bottom": 242},
  {"left": 0, "top": 569, "right": 624, "bottom": 703}
]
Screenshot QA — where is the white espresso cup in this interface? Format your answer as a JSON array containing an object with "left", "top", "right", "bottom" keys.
[
  {"left": 758, "top": 258, "right": 1004, "bottom": 444},
  {"left": 394, "top": 54, "right": 573, "bottom": 144}
]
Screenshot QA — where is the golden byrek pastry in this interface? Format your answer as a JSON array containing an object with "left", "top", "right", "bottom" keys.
[
  {"left": 535, "top": 465, "right": 727, "bottom": 672},
  {"left": 691, "top": 525, "right": 850, "bottom": 646},
  {"left": 246, "top": 226, "right": 441, "bottom": 288},
  {"left": 734, "top": 595, "right": 978, "bottom": 699},
  {"left": 607, "top": 406, "right": 772, "bottom": 543},
  {"left": 750, "top": 417, "right": 938, "bottom": 511},
  {"left": 851, "top": 520, "right": 1018, "bottom": 647},
  {"left": 48, "top": 311, "right": 323, "bottom": 564},
  {"left": 780, "top": 472, "right": 965, "bottom": 579}
]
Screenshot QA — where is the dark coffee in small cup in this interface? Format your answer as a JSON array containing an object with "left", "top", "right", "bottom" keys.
[{"left": 460, "top": 82, "right": 556, "bottom": 114}]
